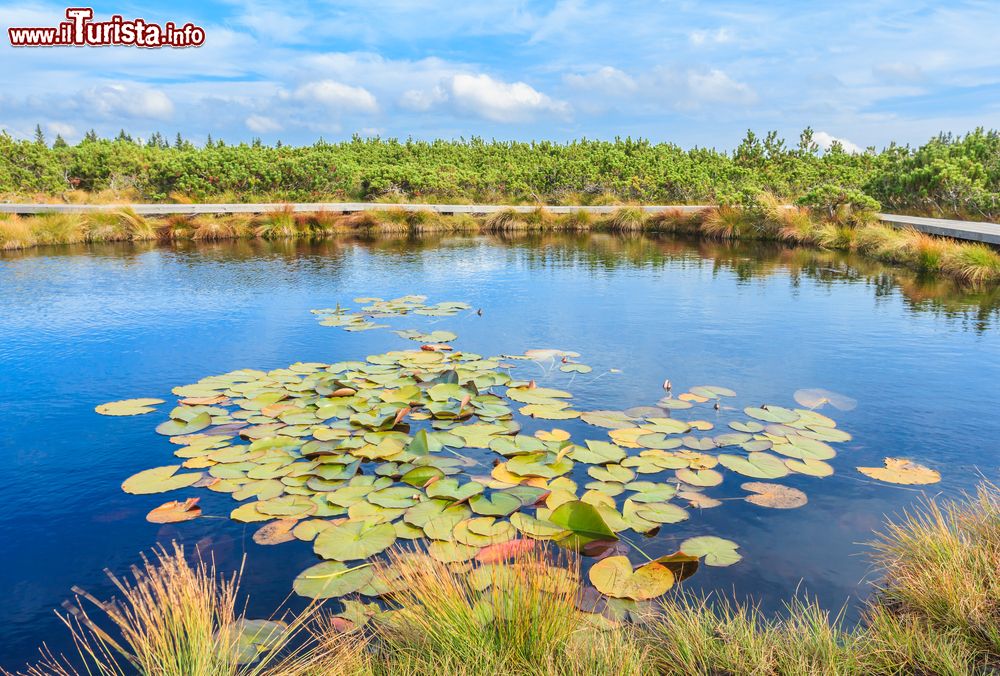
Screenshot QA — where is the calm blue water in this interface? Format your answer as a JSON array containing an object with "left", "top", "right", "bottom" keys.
[{"left": 1, "top": 233, "right": 998, "bottom": 668}]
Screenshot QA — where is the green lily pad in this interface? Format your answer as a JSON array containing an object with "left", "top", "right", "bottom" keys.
[
  {"left": 314, "top": 520, "right": 397, "bottom": 561},
  {"left": 469, "top": 492, "right": 522, "bottom": 516},
  {"left": 426, "top": 478, "right": 484, "bottom": 501},
  {"left": 122, "top": 466, "right": 202, "bottom": 494},
  {"left": 680, "top": 536, "right": 742, "bottom": 567},
  {"left": 718, "top": 452, "right": 790, "bottom": 479},
  {"left": 293, "top": 561, "right": 374, "bottom": 599}
]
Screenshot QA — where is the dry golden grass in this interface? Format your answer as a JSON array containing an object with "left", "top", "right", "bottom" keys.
[
  {"left": 868, "top": 482, "right": 1000, "bottom": 658},
  {"left": 0, "top": 215, "right": 37, "bottom": 250},
  {"left": 701, "top": 205, "right": 754, "bottom": 239},
  {"left": 607, "top": 206, "right": 646, "bottom": 231}
]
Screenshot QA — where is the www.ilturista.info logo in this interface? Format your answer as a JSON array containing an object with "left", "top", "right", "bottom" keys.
[{"left": 8, "top": 7, "right": 205, "bottom": 47}]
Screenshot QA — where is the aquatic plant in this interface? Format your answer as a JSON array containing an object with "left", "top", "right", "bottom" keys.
[{"left": 95, "top": 295, "right": 911, "bottom": 618}]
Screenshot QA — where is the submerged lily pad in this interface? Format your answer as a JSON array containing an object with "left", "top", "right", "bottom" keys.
[{"left": 741, "top": 482, "right": 808, "bottom": 509}]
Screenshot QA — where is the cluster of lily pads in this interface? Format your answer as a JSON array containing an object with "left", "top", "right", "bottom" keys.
[{"left": 99, "top": 295, "right": 939, "bottom": 610}]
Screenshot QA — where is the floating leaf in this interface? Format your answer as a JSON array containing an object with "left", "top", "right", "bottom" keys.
[
  {"left": 680, "top": 536, "right": 742, "bottom": 567},
  {"left": 253, "top": 519, "right": 298, "bottom": 544},
  {"left": 122, "top": 466, "right": 202, "bottom": 495},
  {"left": 744, "top": 406, "right": 799, "bottom": 424},
  {"left": 146, "top": 497, "right": 201, "bottom": 523},
  {"left": 718, "top": 452, "right": 789, "bottom": 479},
  {"left": 633, "top": 502, "right": 688, "bottom": 524},
  {"left": 785, "top": 458, "right": 834, "bottom": 477},
  {"left": 549, "top": 501, "right": 617, "bottom": 541},
  {"left": 475, "top": 539, "right": 536, "bottom": 563},
  {"left": 293, "top": 561, "right": 373, "bottom": 599},
  {"left": 652, "top": 551, "right": 700, "bottom": 583},
  {"left": 579, "top": 410, "right": 635, "bottom": 429},
  {"left": 741, "top": 482, "right": 808, "bottom": 509},
  {"left": 857, "top": 458, "right": 940, "bottom": 485},
  {"left": 427, "top": 478, "right": 485, "bottom": 501},
  {"left": 156, "top": 412, "right": 212, "bottom": 436},
  {"left": 509, "top": 512, "right": 568, "bottom": 540},
  {"left": 96, "top": 398, "right": 164, "bottom": 416},
  {"left": 469, "top": 492, "right": 522, "bottom": 516},
  {"left": 589, "top": 556, "right": 674, "bottom": 600},
  {"left": 675, "top": 468, "right": 723, "bottom": 487},
  {"left": 314, "top": 520, "right": 397, "bottom": 561},
  {"left": 428, "top": 540, "right": 480, "bottom": 563},
  {"left": 222, "top": 619, "right": 288, "bottom": 665}
]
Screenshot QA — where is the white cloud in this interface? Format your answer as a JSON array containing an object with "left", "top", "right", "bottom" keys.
[
  {"left": 685, "top": 69, "right": 757, "bottom": 105},
  {"left": 235, "top": 6, "right": 310, "bottom": 42},
  {"left": 449, "top": 73, "right": 569, "bottom": 122},
  {"left": 80, "top": 84, "right": 174, "bottom": 120},
  {"left": 245, "top": 115, "right": 282, "bottom": 133},
  {"left": 46, "top": 122, "right": 76, "bottom": 139},
  {"left": 399, "top": 85, "right": 448, "bottom": 112},
  {"left": 872, "top": 62, "right": 925, "bottom": 83},
  {"left": 689, "top": 27, "right": 735, "bottom": 46},
  {"left": 564, "top": 66, "right": 638, "bottom": 95},
  {"left": 814, "top": 131, "right": 863, "bottom": 154},
  {"left": 292, "top": 80, "right": 378, "bottom": 113}
]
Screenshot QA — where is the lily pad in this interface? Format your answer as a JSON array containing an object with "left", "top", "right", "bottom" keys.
[
  {"left": 589, "top": 556, "right": 674, "bottom": 600},
  {"left": 718, "top": 452, "right": 789, "bottom": 479},
  {"left": 680, "top": 536, "right": 742, "bottom": 567},
  {"left": 741, "top": 482, "right": 808, "bottom": 509},
  {"left": 857, "top": 458, "right": 940, "bottom": 485},
  {"left": 96, "top": 398, "right": 164, "bottom": 416},
  {"left": 293, "top": 561, "right": 373, "bottom": 599},
  {"left": 314, "top": 520, "right": 397, "bottom": 561},
  {"left": 122, "top": 465, "right": 202, "bottom": 494},
  {"left": 146, "top": 497, "right": 201, "bottom": 523}
]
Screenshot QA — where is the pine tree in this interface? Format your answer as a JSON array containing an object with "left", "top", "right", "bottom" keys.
[
  {"left": 34, "top": 124, "right": 46, "bottom": 146},
  {"left": 174, "top": 132, "right": 184, "bottom": 149},
  {"left": 53, "top": 134, "right": 68, "bottom": 148}
]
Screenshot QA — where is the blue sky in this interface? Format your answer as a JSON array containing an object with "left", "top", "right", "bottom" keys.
[{"left": 1, "top": 0, "right": 998, "bottom": 150}]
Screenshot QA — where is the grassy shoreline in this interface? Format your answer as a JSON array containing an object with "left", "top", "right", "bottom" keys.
[
  {"left": 2, "top": 201, "right": 1000, "bottom": 285},
  {"left": 7, "top": 483, "right": 998, "bottom": 675}
]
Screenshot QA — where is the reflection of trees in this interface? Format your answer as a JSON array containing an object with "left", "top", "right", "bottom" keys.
[{"left": 3, "top": 232, "right": 998, "bottom": 331}]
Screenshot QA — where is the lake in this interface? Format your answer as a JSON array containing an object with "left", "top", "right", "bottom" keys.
[{"left": 1, "top": 232, "right": 998, "bottom": 669}]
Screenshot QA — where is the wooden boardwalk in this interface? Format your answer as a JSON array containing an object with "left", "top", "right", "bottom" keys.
[{"left": 1, "top": 202, "right": 998, "bottom": 245}]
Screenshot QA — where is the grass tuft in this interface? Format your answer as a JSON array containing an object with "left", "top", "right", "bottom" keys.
[
  {"left": 701, "top": 206, "right": 755, "bottom": 239},
  {"left": 0, "top": 215, "right": 37, "bottom": 250},
  {"left": 943, "top": 243, "right": 1000, "bottom": 284},
  {"left": 607, "top": 206, "right": 646, "bottom": 231}
]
